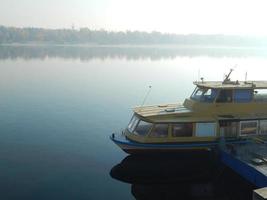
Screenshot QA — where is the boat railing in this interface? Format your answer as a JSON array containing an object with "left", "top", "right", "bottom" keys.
[{"left": 111, "top": 129, "right": 126, "bottom": 139}]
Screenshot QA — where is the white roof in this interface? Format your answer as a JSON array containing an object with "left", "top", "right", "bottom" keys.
[{"left": 194, "top": 81, "right": 267, "bottom": 89}]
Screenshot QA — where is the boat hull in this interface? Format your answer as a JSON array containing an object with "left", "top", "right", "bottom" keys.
[{"left": 110, "top": 134, "right": 247, "bottom": 154}]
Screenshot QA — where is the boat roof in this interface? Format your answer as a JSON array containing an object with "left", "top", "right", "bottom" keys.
[
  {"left": 194, "top": 81, "right": 267, "bottom": 89},
  {"left": 134, "top": 103, "right": 191, "bottom": 117},
  {"left": 133, "top": 103, "right": 214, "bottom": 122}
]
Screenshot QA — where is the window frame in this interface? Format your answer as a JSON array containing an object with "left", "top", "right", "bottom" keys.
[
  {"left": 215, "top": 89, "right": 234, "bottom": 103},
  {"left": 171, "top": 123, "right": 194, "bottom": 137},
  {"left": 190, "top": 86, "right": 218, "bottom": 103},
  {"left": 233, "top": 89, "right": 253, "bottom": 103},
  {"left": 195, "top": 122, "right": 216, "bottom": 137},
  {"left": 148, "top": 123, "right": 170, "bottom": 138},
  {"left": 253, "top": 89, "right": 267, "bottom": 102},
  {"left": 127, "top": 115, "right": 140, "bottom": 133},
  {"left": 239, "top": 120, "right": 258, "bottom": 136},
  {"left": 134, "top": 119, "right": 153, "bottom": 136},
  {"left": 259, "top": 120, "right": 267, "bottom": 135}
]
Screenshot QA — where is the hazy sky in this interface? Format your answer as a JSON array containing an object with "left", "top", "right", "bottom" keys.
[{"left": 1, "top": 0, "right": 267, "bottom": 35}]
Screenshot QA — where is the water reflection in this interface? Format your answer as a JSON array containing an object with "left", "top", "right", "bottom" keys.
[
  {"left": 110, "top": 152, "right": 254, "bottom": 200},
  {"left": 1, "top": 45, "right": 267, "bottom": 60}
]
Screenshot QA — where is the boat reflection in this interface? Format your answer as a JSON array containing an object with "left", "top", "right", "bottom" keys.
[{"left": 110, "top": 152, "right": 254, "bottom": 200}]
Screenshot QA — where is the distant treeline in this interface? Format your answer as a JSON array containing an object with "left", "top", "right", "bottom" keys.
[{"left": 1, "top": 25, "right": 267, "bottom": 46}]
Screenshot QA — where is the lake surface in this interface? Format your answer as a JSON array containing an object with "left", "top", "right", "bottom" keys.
[{"left": 0, "top": 45, "right": 267, "bottom": 199}]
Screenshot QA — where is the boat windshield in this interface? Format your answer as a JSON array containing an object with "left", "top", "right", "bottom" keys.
[
  {"left": 127, "top": 115, "right": 153, "bottom": 136},
  {"left": 127, "top": 115, "right": 139, "bottom": 132},
  {"left": 191, "top": 87, "right": 218, "bottom": 103}
]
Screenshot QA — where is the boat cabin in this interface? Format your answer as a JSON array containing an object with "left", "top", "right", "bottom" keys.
[
  {"left": 190, "top": 81, "right": 267, "bottom": 104},
  {"left": 126, "top": 113, "right": 267, "bottom": 143},
  {"left": 124, "top": 80, "right": 267, "bottom": 144}
]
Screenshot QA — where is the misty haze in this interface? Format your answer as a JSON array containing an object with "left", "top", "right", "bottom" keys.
[{"left": 1, "top": 0, "right": 267, "bottom": 200}]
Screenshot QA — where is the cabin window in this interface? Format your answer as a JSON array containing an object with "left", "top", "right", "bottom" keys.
[
  {"left": 134, "top": 120, "right": 153, "bottom": 136},
  {"left": 216, "top": 90, "right": 233, "bottom": 103},
  {"left": 254, "top": 89, "right": 267, "bottom": 102},
  {"left": 202, "top": 89, "right": 218, "bottom": 102},
  {"left": 195, "top": 123, "right": 216, "bottom": 137},
  {"left": 127, "top": 115, "right": 139, "bottom": 132},
  {"left": 233, "top": 89, "right": 252, "bottom": 103},
  {"left": 172, "top": 123, "right": 193, "bottom": 137},
  {"left": 240, "top": 121, "right": 258, "bottom": 135},
  {"left": 191, "top": 87, "right": 205, "bottom": 100},
  {"left": 150, "top": 124, "right": 169, "bottom": 137},
  {"left": 259, "top": 120, "right": 267, "bottom": 135},
  {"left": 191, "top": 87, "right": 218, "bottom": 103}
]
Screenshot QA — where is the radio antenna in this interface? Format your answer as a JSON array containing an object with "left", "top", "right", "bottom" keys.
[{"left": 141, "top": 86, "right": 152, "bottom": 107}]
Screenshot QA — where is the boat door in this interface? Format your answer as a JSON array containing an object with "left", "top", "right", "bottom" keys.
[{"left": 219, "top": 120, "right": 239, "bottom": 137}]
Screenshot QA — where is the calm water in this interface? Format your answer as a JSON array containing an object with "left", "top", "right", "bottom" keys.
[{"left": 0, "top": 45, "right": 266, "bottom": 199}]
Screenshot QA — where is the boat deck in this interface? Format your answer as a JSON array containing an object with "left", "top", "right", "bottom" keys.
[{"left": 220, "top": 136, "right": 267, "bottom": 187}]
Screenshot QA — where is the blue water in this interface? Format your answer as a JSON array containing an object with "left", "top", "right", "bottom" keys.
[{"left": 0, "top": 45, "right": 266, "bottom": 199}]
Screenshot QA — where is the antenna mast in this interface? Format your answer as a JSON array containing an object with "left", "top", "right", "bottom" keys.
[
  {"left": 141, "top": 86, "right": 152, "bottom": 107},
  {"left": 223, "top": 68, "right": 234, "bottom": 83}
]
